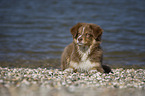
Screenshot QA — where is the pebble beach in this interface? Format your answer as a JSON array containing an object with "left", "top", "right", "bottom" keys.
[{"left": 0, "top": 67, "right": 145, "bottom": 96}]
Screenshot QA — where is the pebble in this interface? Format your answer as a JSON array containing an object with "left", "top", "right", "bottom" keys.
[{"left": 0, "top": 67, "right": 145, "bottom": 89}]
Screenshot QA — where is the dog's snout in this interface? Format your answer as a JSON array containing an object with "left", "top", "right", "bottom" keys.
[{"left": 78, "top": 37, "right": 83, "bottom": 42}]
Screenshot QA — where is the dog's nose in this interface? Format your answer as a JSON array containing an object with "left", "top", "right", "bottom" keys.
[{"left": 78, "top": 37, "right": 83, "bottom": 42}]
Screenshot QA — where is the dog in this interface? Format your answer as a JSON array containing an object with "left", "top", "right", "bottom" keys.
[{"left": 61, "top": 23, "right": 112, "bottom": 73}]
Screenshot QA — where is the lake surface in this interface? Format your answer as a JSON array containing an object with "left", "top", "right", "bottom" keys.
[{"left": 0, "top": 0, "right": 145, "bottom": 69}]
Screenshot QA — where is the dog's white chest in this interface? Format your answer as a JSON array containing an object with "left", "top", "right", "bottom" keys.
[
  {"left": 70, "top": 50, "right": 96, "bottom": 72},
  {"left": 70, "top": 59, "right": 96, "bottom": 72}
]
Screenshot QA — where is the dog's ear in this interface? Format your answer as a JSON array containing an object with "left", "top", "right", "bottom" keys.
[
  {"left": 90, "top": 24, "right": 103, "bottom": 41},
  {"left": 70, "top": 23, "right": 82, "bottom": 38}
]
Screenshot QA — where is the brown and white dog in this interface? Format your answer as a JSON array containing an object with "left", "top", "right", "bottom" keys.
[{"left": 61, "top": 23, "right": 112, "bottom": 73}]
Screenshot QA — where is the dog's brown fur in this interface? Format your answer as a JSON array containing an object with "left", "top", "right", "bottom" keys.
[{"left": 61, "top": 23, "right": 112, "bottom": 73}]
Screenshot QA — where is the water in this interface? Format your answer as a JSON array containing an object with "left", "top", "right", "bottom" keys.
[{"left": 0, "top": 0, "right": 145, "bottom": 68}]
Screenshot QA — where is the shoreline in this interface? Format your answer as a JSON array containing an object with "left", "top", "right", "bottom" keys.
[
  {"left": 0, "top": 67, "right": 144, "bottom": 89},
  {"left": 0, "top": 63, "right": 145, "bottom": 69},
  {"left": 0, "top": 67, "right": 145, "bottom": 96}
]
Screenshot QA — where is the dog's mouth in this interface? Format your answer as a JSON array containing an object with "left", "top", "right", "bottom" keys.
[
  {"left": 77, "top": 38, "right": 88, "bottom": 46},
  {"left": 77, "top": 43, "right": 84, "bottom": 46},
  {"left": 77, "top": 42, "right": 87, "bottom": 46}
]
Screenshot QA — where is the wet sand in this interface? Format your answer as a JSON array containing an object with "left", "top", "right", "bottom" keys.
[{"left": 0, "top": 67, "right": 145, "bottom": 96}]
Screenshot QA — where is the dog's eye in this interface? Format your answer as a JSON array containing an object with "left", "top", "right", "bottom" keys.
[{"left": 77, "top": 33, "right": 81, "bottom": 36}]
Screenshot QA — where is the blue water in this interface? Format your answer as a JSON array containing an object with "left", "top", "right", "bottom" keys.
[{"left": 0, "top": 0, "right": 145, "bottom": 68}]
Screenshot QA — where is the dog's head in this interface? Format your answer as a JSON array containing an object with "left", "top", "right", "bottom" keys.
[{"left": 70, "top": 23, "right": 103, "bottom": 46}]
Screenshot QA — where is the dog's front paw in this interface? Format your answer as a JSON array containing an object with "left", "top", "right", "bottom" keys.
[
  {"left": 64, "top": 68, "right": 74, "bottom": 73},
  {"left": 89, "top": 70, "right": 98, "bottom": 74}
]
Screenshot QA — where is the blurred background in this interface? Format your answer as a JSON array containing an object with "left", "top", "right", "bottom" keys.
[{"left": 0, "top": 0, "right": 145, "bottom": 69}]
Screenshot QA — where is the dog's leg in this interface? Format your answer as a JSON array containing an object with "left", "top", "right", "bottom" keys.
[
  {"left": 89, "top": 67, "right": 98, "bottom": 74},
  {"left": 64, "top": 68, "right": 74, "bottom": 73},
  {"left": 96, "top": 66, "right": 104, "bottom": 73}
]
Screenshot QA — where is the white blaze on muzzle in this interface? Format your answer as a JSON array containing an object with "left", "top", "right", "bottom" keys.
[{"left": 77, "top": 27, "right": 85, "bottom": 44}]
